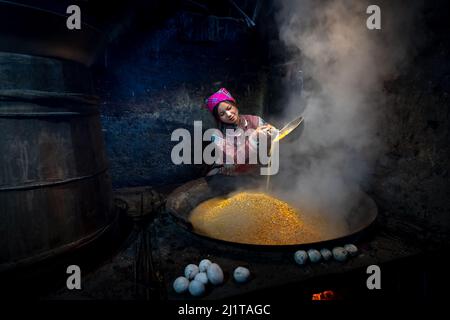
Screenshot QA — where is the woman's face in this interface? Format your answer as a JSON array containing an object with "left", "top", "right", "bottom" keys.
[{"left": 217, "top": 101, "right": 239, "bottom": 124}]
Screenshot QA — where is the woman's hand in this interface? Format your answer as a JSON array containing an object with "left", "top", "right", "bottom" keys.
[
  {"left": 256, "top": 124, "right": 277, "bottom": 136},
  {"left": 256, "top": 125, "right": 268, "bottom": 134},
  {"left": 250, "top": 124, "right": 277, "bottom": 148},
  {"left": 250, "top": 126, "right": 267, "bottom": 141}
]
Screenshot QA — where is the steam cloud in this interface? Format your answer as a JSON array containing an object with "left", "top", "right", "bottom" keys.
[{"left": 271, "top": 0, "right": 423, "bottom": 233}]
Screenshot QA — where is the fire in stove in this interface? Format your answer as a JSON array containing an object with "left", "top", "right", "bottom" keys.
[{"left": 311, "top": 290, "right": 337, "bottom": 301}]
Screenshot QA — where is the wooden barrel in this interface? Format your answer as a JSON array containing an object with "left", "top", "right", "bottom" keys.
[{"left": 0, "top": 52, "right": 114, "bottom": 271}]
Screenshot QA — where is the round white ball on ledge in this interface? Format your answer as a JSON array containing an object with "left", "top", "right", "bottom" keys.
[
  {"left": 194, "top": 272, "right": 208, "bottom": 285},
  {"left": 207, "top": 263, "right": 224, "bottom": 285},
  {"left": 199, "top": 259, "right": 212, "bottom": 272},
  {"left": 233, "top": 266, "right": 250, "bottom": 283},
  {"left": 320, "top": 248, "right": 333, "bottom": 261},
  {"left": 332, "top": 247, "right": 348, "bottom": 262},
  {"left": 307, "top": 249, "right": 322, "bottom": 263},
  {"left": 344, "top": 244, "right": 359, "bottom": 257},
  {"left": 188, "top": 280, "right": 205, "bottom": 296},
  {"left": 294, "top": 250, "right": 308, "bottom": 265},
  {"left": 184, "top": 264, "right": 199, "bottom": 280},
  {"left": 173, "top": 276, "right": 189, "bottom": 294}
]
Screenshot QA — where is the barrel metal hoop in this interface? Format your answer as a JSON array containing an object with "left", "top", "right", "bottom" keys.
[
  {"left": 0, "top": 111, "right": 100, "bottom": 118},
  {"left": 0, "top": 1, "right": 104, "bottom": 33},
  {"left": 0, "top": 212, "right": 118, "bottom": 273},
  {"left": 0, "top": 89, "right": 99, "bottom": 105},
  {"left": 0, "top": 167, "right": 109, "bottom": 192}
]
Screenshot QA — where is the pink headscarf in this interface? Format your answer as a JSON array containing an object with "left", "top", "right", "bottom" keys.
[{"left": 205, "top": 88, "right": 236, "bottom": 112}]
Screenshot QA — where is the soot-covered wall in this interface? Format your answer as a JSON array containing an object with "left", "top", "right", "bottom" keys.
[
  {"left": 93, "top": 4, "right": 271, "bottom": 188},
  {"left": 371, "top": 1, "right": 450, "bottom": 242}
]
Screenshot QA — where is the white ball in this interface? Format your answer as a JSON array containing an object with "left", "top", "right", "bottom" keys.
[
  {"left": 199, "top": 259, "right": 212, "bottom": 272},
  {"left": 184, "top": 264, "right": 199, "bottom": 280},
  {"left": 332, "top": 247, "right": 348, "bottom": 262},
  {"left": 188, "top": 280, "right": 205, "bottom": 297},
  {"left": 307, "top": 249, "right": 322, "bottom": 263},
  {"left": 173, "top": 276, "right": 189, "bottom": 294},
  {"left": 344, "top": 244, "right": 359, "bottom": 257},
  {"left": 294, "top": 250, "right": 308, "bottom": 265},
  {"left": 194, "top": 272, "right": 208, "bottom": 285},
  {"left": 206, "top": 263, "right": 224, "bottom": 285},
  {"left": 233, "top": 267, "right": 250, "bottom": 283},
  {"left": 320, "top": 248, "right": 333, "bottom": 261}
]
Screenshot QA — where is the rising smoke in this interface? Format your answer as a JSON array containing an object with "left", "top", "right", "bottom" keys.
[{"left": 271, "top": 0, "right": 424, "bottom": 232}]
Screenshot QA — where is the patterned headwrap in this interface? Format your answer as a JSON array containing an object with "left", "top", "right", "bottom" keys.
[{"left": 204, "top": 88, "right": 236, "bottom": 112}]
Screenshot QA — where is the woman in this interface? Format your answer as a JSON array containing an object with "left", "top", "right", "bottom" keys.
[{"left": 204, "top": 88, "right": 276, "bottom": 176}]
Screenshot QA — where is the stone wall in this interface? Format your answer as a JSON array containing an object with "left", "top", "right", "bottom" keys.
[
  {"left": 371, "top": 1, "right": 450, "bottom": 242},
  {"left": 94, "top": 9, "right": 270, "bottom": 188}
]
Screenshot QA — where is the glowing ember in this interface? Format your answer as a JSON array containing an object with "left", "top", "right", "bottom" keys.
[
  {"left": 311, "top": 290, "right": 336, "bottom": 300},
  {"left": 189, "top": 192, "right": 323, "bottom": 245}
]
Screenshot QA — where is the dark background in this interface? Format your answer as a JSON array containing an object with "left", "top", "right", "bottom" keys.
[{"left": 0, "top": 0, "right": 449, "bottom": 302}]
